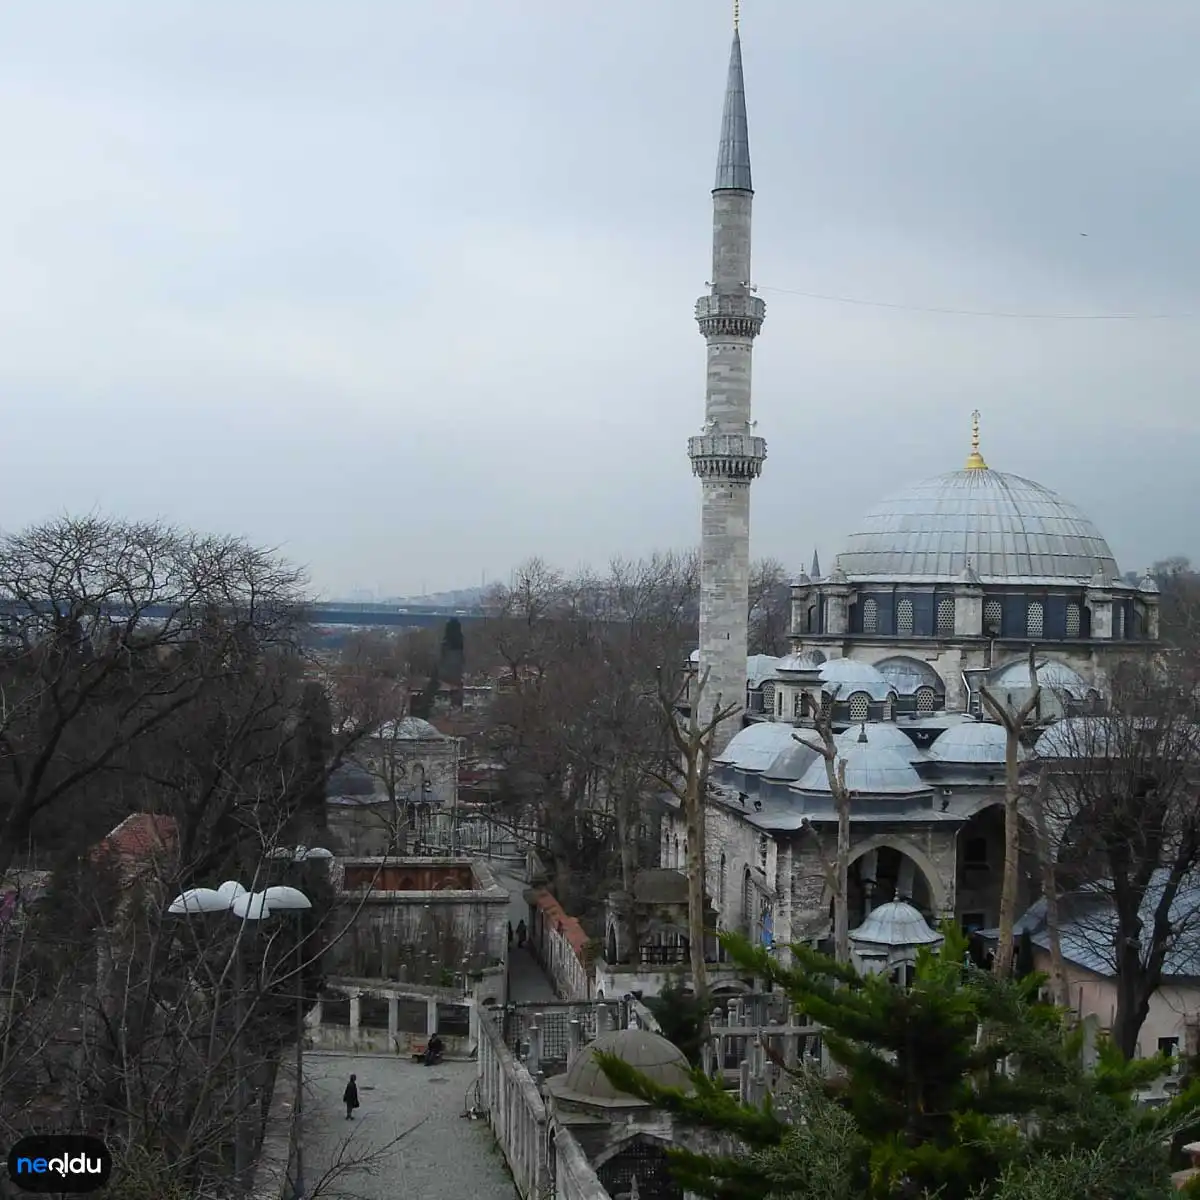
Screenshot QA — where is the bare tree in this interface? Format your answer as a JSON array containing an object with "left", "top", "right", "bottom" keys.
[
  {"left": 747, "top": 557, "right": 793, "bottom": 657},
  {"left": 652, "top": 667, "right": 739, "bottom": 1000},
  {"left": 979, "top": 648, "right": 1042, "bottom": 979},
  {"left": 1034, "top": 660, "right": 1200, "bottom": 1058},
  {"left": 795, "top": 688, "right": 853, "bottom": 964},
  {"left": 0, "top": 516, "right": 309, "bottom": 879}
]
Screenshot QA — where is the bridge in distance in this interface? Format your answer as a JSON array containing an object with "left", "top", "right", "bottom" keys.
[{"left": 305, "top": 602, "right": 485, "bottom": 630}]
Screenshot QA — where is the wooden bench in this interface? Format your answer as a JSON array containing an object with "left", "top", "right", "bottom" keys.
[{"left": 410, "top": 1041, "right": 428, "bottom": 1062}]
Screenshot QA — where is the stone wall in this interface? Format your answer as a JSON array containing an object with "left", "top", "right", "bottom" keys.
[
  {"left": 248, "top": 1058, "right": 299, "bottom": 1200},
  {"left": 476, "top": 1011, "right": 610, "bottom": 1200},
  {"left": 528, "top": 889, "right": 592, "bottom": 1001},
  {"left": 328, "top": 856, "right": 509, "bottom": 982}
]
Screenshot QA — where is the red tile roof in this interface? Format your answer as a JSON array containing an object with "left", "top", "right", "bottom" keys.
[
  {"left": 93, "top": 814, "right": 178, "bottom": 863},
  {"left": 532, "top": 890, "right": 589, "bottom": 961}
]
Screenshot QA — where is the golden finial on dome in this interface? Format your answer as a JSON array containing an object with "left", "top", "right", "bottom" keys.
[{"left": 965, "top": 409, "right": 988, "bottom": 470}]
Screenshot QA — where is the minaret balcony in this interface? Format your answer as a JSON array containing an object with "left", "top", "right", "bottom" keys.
[
  {"left": 695, "top": 292, "right": 766, "bottom": 338},
  {"left": 688, "top": 433, "right": 767, "bottom": 480}
]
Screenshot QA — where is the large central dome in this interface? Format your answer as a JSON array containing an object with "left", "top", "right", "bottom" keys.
[{"left": 838, "top": 467, "right": 1119, "bottom": 584}]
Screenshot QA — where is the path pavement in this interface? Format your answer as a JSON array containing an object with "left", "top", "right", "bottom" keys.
[
  {"left": 507, "top": 946, "right": 557, "bottom": 1004},
  {"left": 303, "top": 1052, "right": 517, "bottom": 1200}
]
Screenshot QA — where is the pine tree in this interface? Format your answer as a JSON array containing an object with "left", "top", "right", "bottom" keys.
[{"left": 597, "top": 927, "right": 1200, "bottom": 1200}]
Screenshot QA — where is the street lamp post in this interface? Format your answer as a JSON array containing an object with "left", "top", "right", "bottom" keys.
[
  {"left": 169, "top": 871, "right": 323, "bottom": 1198},
  {"left": 266, "top": 845, "right": 333, "bottom": 1200}
]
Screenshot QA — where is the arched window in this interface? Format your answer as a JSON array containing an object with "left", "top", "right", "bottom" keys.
[
  {"left": 718, "top": 853, "right": 727, "bottom": 910},
  {"left": 776, "top": 689, "right": 783, "bottom": 716},
  {"left": 807, "top": 605, "right": 817, "bottom": 632},
  {"left": 1114, "top": 605, "right": 1125, "bottom": 639},
  {"left": 862, "top": 598, "right": 878, "bottom": 634},
  {"left": 793, "top": 691, "right": 803, "bottom": 717},
  {"left": 742, "top": 867, "right": 754, "bottom": 933},
  {"left": 1066, "top": 602, "right": 1082, "bottom": 637},
  {"left": 984, "top": 599, "right": 1003, "bottom": 635},
  {"left": 848, "top": 692, "right": 870, "bottom": 722},
  {"left": 915, "top": 685, "right": 937, "bottom": 714},
  {"left": 897, "top": 598, "right": 914, "bottom": 637},
  {"left": 758, "top": 834, "right": 769, "bottom": 868},
  {"left": 1027, "top": 601, "right": 1044, "bottom": 638},
  {"left": 937, "top": 597, "right": 956, "bottom": 636},
  {"left": 673, "top": 835, "right": 680, "bottom": 868}
]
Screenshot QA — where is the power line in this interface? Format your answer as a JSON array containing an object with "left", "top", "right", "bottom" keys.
[{"left": 756, "top": 283, "right": 1196, "bottom": 321}]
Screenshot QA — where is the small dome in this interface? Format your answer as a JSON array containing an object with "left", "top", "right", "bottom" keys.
[
  {"left": 327, "top": 762, "right": 375, "bottom": 796},
  {"left": 1034, "top": 716, "right": 1115, "bottom": 759},
  {"left": 775, "top": 650, "right": 826, "bottom": 673},
  {"left": 928, "top": 722, "right": 1023, "bottom": 766},
  {"left": 376, "top": 716, "right": 444, "bottom": 740},
  {"left": 989, "top": 658, "right": 1089, "bottom": 699},
  {"left": 793, "top": 743, "right": 926, "bottom": 796},
  {"left": 835, "top": 723, "right": 924, "bottom": 764},
  {"left": 561, "top": 1029, "right": 692, "bottom": 1102},
  {"left": 850, "top": 900, "right": 943, "bottom": 949},
  {"left": 1139, "top": 571, "right": 1161, "bottom": 595},
  {"left": 838, "top": 468, "right": 1119, "bottom": 584},
  {"left": 747, "top": 654, "right": 782, "bottom": 688},
  {"left": 762, "top": 737, "right": 820, "bottom": 783},
  {"left": 820, "top": 658, "right": 888, "bottom": 685},
  {"left": 716, "top": 722, "right": 801, "bottom": 772}
]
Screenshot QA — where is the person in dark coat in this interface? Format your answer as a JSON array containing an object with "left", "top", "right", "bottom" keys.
[
  {"left": 516, "top": 919, "right": 527, "bottom": 948},
  {"left": 424, "top": 1032, "right": 444, "bottom": 1066},
  {"left": 343, "top": 1074, "right": 359, "bottom": 1120},
  {"left": 507, "top": 921, "right": 513, "bottom": 947}
]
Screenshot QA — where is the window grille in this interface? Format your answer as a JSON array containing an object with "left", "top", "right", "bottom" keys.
[
  {"left": 897, "top": 598, "right": 914, "bottom": 636},
  {"left": 1066, "top": 602, "right": 1081, "bottom": 637},
  {"left": 916, "top": 686, "right": 937, "bottom": 713},
  {"left": 937, "top": 597, "right": 956, "bottom": 635},
  {"left": 862, "top": 597, "right": 878, "bottom": 633},
  {"left": 848, "top": 692, "right": 870, "bottom": 722},
  {"left": 1027, "top": 601, "right": 1044, "bottom": 638}
]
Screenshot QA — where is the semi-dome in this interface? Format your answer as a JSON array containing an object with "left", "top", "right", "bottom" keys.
[
  {"left": 793, "top": 743, "right": 927, "bottom": 796},
  {"left": 775, "top": 650, "right": 826, "bottom": 673},
  {"left": 819, "top": 658, "right": 896, "bottom": 702},
  {"left": 988, "top": 658, "right": 1090, "bottom": 699},
  {"left": 928, "top": 721, "right": 1024, "bottom": 766},
  {"left": 559, "top": 1028, "right": 693, "bottom": 1102},
  {"left": 834, "top": 723, "right": 924, "bottom": 764},
  {"left": 837, "top": 450, "right": 1119, "bottom": 584},
  {"left": 715, "top": 722, "right": 800, "bottom": 772},
  {"left": 762, "top": 737, "right": 820, "bottom": 782}
]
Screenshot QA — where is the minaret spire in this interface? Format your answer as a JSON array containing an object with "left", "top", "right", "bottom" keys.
[
  {"left": 688, "top": 16, "right": 766, "bottom": 756},
  {"left": 715, "top": 21, "right": 752, "bottom": 191}
]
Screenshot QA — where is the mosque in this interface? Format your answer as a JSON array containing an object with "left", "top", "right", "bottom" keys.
[{"left": 664, "top": 19, "right": 1162, "bottom": 956}]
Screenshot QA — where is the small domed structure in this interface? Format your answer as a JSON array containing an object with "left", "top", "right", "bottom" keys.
[
  {"left": 1034, "top": 716, "right": 1116, "bottom": 760},
  {"left": 376, "top": 716, "right": 445, "bottom": 740},
  {"left": 928, "top": 722, "right": 1024, "bottom": 766},
  {"left": 554, "top": 1029, "right": 693, "bottom": 1106},
  {"left": 849, "top": 899, "right": 944, "bottom": 977},
  {"left": 834, "top": 723, "right": 924, "bottom": 764},
  {"left": 793, "top": 743, "right": 926, "bottom": 797},
  {"left": 761, "top": 737, "right": 820, "bottom": 783},
  {"left": 716, "top": 722, "right": 801, "bottom": 773}
]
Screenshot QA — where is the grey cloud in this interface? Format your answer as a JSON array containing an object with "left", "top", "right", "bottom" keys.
[{"left": 0, "top": 0, "right": 1194, "bottom": 595}]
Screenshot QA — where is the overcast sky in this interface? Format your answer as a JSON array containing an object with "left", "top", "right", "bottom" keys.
[{"left": 1, "top": 1, "right": 1197, "bottom": 598}]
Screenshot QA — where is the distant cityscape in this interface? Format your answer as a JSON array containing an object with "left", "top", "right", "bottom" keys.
[{"left": 334, "top": 584, "right": 493, "bottom": 608}]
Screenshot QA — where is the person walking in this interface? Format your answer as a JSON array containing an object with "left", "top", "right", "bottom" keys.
[
  {"left": 343, "top": 1073, "right": 359, "bottom": 1120},
  {"left": 507, "top": 921, "right": 513, "bottom": 947},
  {"left": 515, "top": 919, "right": 527, "bottom": 948}
]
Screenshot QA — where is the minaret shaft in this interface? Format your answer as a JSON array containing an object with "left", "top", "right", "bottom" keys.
[{"left": 688, "top": 29, "right": 765, "bottom": 756}]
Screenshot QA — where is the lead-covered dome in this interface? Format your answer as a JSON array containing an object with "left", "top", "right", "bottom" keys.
[{"left": 837, "top": 468, "right": 1119, "bottom": 585}]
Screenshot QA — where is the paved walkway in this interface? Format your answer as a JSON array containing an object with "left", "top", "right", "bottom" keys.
[{"left": 304, "top": 1052, "right": 517, "bottom": 1199}]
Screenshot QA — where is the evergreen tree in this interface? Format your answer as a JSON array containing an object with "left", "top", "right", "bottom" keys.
[
  {"left": 645, "top": 974, "right": 709, "bottom": 1067},
  {"left": 597, "top": 927, "right": 1200, "bottom": 1200}
]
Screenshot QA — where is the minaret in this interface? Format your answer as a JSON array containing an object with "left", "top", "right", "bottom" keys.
[{"left": 687, "top": 9, "right": 766, "bottom": 756}]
